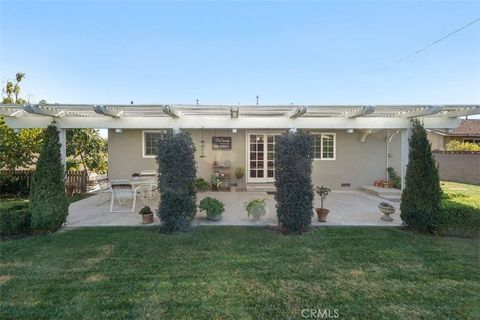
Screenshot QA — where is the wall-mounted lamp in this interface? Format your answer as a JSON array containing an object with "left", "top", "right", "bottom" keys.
[
  {"left": 347, "top": 129, "right": 354, "bottom": 134},
  {"left": 232, "top": 128, "right": 237, "bottom": 133},
  {"left": 200, "top": 126, "right": 206, "bottom": 158},
  {"left": 115, "top": 128, "right": 122, "bottom": 133}
]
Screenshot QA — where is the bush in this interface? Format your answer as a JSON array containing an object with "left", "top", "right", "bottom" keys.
[
  {"left": 400, "top": 119, "right": 442, "bottom": 233},
  {"left": 0, "top": 202, "right": 31, "bottom": 238},
  {"left": 29, "top": 124, "right": 69, "bottom": 233},
  {"left": 446, "top": 140, "right": 480, "bottom": 152},
  {"left": 0, "top": 173, "right": 30, "bottom": 196},
  {"left": 193, "top": 178, "right": 210, "bottom": 191},
  {"left": 274, "top": 131, "right": 314, "bottom": 233},
  {"left": 157, "top": 131, "right": 197, "bottom": 232},
  {"left": 387, "top": 167, "right": 401, "bottom": 189},
  {"left": 434, "top": 200, "right": 480, "bottom": 238}
]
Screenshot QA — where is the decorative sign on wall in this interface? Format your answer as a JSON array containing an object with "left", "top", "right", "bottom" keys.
[{"left": 212, "top": 136, "right": 232, "bottom": 150}]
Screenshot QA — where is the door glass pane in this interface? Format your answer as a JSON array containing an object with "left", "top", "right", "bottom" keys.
[{"left": 258, "top": 170, "right": 264, "bottom": 178}]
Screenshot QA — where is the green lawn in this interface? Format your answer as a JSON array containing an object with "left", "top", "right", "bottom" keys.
[
  {"left": 1, "top": 227, "right": 479, "bottom": 319},
  {"left": 441, "top": 181, "right": 480, "bottom": 208}
]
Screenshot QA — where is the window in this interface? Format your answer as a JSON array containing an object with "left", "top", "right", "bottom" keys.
[
  {"left": 143, "top": 131, "right": 163, "bottom": 158},
  {"left": 463, "top": 138, "right": 480, "bottom": 145},
  {"left": 313, "top": 133, "right": 336, "bottom": 160}
]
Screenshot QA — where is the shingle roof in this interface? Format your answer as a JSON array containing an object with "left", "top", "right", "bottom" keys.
[{"left": 431, "top": 119, "right": 480, "bottom": 136}]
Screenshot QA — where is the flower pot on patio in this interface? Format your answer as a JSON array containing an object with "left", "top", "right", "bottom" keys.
[
  {"left": 244, "top": 198, "right": 266, "bottom": 221},
  {"left": 378, "top": 202, "right": 395, "bottom": 221},
  {"left": 316, "top": 208, "right": 330, "bottom": 222},
  {"left": 199, "top": 197, "right": 225, "bottom": 222},
  {"left": 139, "top": 206, "right": 154, "bottom": 224}
]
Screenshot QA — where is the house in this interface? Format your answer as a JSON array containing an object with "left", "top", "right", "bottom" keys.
[
  {"left": 2, "top": 104, "right": 479, "bottom": 190},
  {"left": 427, "top": 119, "right": 480, "bottom": 150}
]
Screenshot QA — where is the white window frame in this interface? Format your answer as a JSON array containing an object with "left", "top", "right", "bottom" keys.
[
  {"left": 312, "top": 133, "right": 336, "bottom": 161},
  {"left": 142, "top": 130, "right": 164, "bottom": 158}
]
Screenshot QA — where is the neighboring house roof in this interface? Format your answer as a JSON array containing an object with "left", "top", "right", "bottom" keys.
[{"left": 429, "top": 119, "right": 480, "bottom": 137}]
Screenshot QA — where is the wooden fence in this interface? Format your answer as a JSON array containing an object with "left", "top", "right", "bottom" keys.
[{"left": 0, "top": 169, "right": 88, "bottom": 194}]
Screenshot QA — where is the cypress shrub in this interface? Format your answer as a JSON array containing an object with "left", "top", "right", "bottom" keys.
[
  {"left": 157, "top": 131, "right": 197, "bottom": 233},
  {"left": 29, "top": 124, "right": 69, "bottom": 232},
  {"left": 400, "top": 119, "right": 442, "bottom": 233},
  {"left": 274, "top": 131, "right": 314, "bottom": 233}
]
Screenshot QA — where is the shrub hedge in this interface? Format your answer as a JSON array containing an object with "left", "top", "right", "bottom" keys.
[
  {"left": 157, "top": 131, "right": 197, "bottom": 233},
  {"left": 29, "top": 124, "right": 69, "bottom": 233},
  {"left": 434, "top": 200, "right": 480, "bottom": 238},
  {"left": 400, "top": 119, "right": 442, "bottom": 233},
  {"left": 0, "top": 202, "right": 31, "bottom": 238},
  {"left": 274, "top": 131, "right": 314, "bottom": 233}
]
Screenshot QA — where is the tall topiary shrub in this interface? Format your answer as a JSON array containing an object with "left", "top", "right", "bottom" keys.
[
  {"left": 400, "top": 119, "right": 442, "bottom": 233},
  {"left": 30, "top": 124, "right": 69, "bottom": 232},
  {"left": 157, "top": 131, "right": 197, "bottom": 233},
  {"left": 274, "top": 131, "right": 314, "bottom": 233}
]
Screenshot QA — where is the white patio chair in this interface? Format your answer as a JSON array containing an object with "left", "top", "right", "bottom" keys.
[
  {"left": 95, "top": 176, "right": 111, "bottom": 205},
  {"left": 110, "top": 180, "right": 140, "bottom": 213},
  {"left": 139, "top": 170, "right": 158, "bottom": 200}
]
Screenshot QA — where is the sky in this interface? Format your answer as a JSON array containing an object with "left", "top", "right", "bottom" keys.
[{"left": 1, "top": 0, "right": 479, "bottom": 107}]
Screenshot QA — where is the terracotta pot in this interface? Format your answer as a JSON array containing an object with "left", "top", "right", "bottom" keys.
[
  {"left": 382, "top": 181, "right": 390, "bottom": 188},
  {"left": 142, "top": 213, "right": 154, "bottom": 224},
  {"left": 315, "top": 208, "right": 330, "bottom": 222}
]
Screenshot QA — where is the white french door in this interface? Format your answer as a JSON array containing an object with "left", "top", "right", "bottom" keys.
[{"left": 247, "top": 133, "right": 279, "bottom": 183}]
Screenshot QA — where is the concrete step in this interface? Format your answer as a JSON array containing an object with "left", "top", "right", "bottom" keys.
[
  {"left": 360, "top": 185, "right": 401, "bottom": 199},
  {"left": 379, "top": 195, "right": 402, "bottom": 203},
  {"left": 246, "top": 184, "right": 276, "bottom": 193}
]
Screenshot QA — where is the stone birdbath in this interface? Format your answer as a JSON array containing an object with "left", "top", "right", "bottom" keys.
[{"left": 378, "top": 202, "right": 395, "bottom": 221}]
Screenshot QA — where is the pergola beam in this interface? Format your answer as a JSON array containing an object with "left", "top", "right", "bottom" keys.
[
  {"left": 0, "top": 108, "right": 24, "bottom": 117},
  {"left": 93, "top": 105, "right": 123, "bottom": 118},
  {"left": 284, "top": 106, "right": 307, "bottom": 118},
  {"left": 398, "top": 105, "right": 443, "bottom": 118},
  {"left": 441, "top": 106, "right": 480, "bottom": 118},
  {"left": 341, "top": 106, "right": 375, "bottom": 118},
  {"left": 163, "top": 105, "right": 181, "bottom": 118},
  {"left": 24, "top": 104, "right": 65, "bottom": 117}
]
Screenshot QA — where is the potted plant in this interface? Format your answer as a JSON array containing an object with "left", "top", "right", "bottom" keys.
[
  {"left": 235, "top": 166, "right": 245, "bottom": 191},
  {"left": 314, "top": 185, "right": 331, "bottom": 222},
  {"left": 139, "top": 206, "right": 154, "bottom": 224},
  {"left": 66, "top": 182, "right": 76, "bottom": 196},
  {"left": 199, "top": 197, "right": 225, "bottom": 221},
  {"left": 244, "top": 198, "right": 267, "bottom": 221},
  {"left": 193, "top": 177, "right": 210, "bottom": 192},
  {"left": 211, "top": 173, "right": 223, "bottom": 191},
  {"left": 378, "top": 202, "right": 395, "bottom": 221}
]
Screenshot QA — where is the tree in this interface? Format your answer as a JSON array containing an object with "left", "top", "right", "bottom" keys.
[
  {"left": 0, "top": 73, "right": 43, "bottom": 170},
  {"left": 29, "top": 124, "right": 69, "bottom": 232},
  {"left": 274, "top": 131, "right": 314, "bottom": 233},
  {"left": 66, "top": 129, "right": 108, "bottom": 175},
  {"left": 157, "top": 131, "right": 197, "bottom": 233},
  {"left": 400, "top": 119, "right": 442, "bottom": 233}
]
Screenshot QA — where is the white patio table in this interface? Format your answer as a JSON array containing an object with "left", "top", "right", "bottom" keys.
[{"left": 130, "top": 177, "right": 156, "bottom": 203}]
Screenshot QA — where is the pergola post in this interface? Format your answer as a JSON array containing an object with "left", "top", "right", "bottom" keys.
[
  {"left": 58, "top": 127, "right": 67, "bottom": 171},
  {"left": 400, "top": 128, "right": 411, "bottom": 190}
]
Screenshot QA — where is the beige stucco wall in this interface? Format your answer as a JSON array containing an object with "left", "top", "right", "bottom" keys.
[
  {"left": 108, "top": 129, "right": 246, "bottom": 184},
  {"left": 434, "top": 152, "right": 480, "bottom": 185},
  {"left": 108, "top": 129, "right": 402, "bottom": 190},
  {"left": 311, "top": 130, "right": 401, "bottom": 189},
  {"left": 427, "top": 132, "right": 445, "bottom": 150}
]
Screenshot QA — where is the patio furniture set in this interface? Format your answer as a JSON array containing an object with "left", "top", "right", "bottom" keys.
[{"left": 95, "top": 170, "right": 158, "bottom": 213}]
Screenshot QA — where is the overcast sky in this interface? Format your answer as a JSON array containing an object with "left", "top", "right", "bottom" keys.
[{"left": 1, "top": 1, "right": 479, "bottom": 108}]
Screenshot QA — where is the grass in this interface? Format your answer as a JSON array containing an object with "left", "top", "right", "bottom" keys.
[
  {"left": 441, "top": 181, "right": 480, "bottom": 208},
  {"left": 1, "top": 227, "right": 479, "bottom": 319},
  {"left": 0, "top": 193, "right": 92, "bottom": 209}
]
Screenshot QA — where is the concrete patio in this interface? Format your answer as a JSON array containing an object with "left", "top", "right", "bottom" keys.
[{"left": 66, "top": 190, "right": 402, "bottom": 227}]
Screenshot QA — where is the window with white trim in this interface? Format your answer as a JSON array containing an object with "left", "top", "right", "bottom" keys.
[
  {"left": 312, "top": 133, "right": 336, "bottom": 160},
  {"left": 143, "top": 131, "right": 163, "bottom": 157}
]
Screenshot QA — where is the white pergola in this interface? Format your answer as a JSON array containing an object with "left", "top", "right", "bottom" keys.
[{"left": 2, "top": 103, "right": 479, "bottom": 189}]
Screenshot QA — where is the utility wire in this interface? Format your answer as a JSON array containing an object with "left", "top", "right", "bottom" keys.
[{"left": 378, "top": 17, "right": 480, "bottom": 71}]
